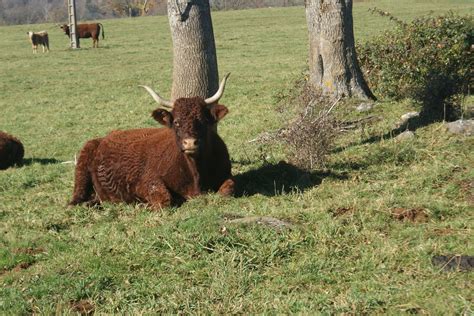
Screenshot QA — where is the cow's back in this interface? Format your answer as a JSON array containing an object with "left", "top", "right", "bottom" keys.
[
  {"left": 91, "top": 128, "right": 180, "bottom": 202},
  {"left": 79, "top": 23, "right": 99, "bottom": 39}
]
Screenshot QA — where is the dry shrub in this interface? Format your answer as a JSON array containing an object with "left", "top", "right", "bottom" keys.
[
  {"left": 281, "top": 92, "right": 339, "bottom": 170},
  {"left": 254, "top": 82, "right": 339, "bottom": 170}
]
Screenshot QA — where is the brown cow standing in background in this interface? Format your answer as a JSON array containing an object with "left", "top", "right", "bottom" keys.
[
  {"left": 60, "top": 23, "right": 104, "bottom": 48},
  {"left": 0, "top": 131, "right": 24, "bottom": 170},
  {"left": 69, "top": 74, "right": 234, "bottom": 209}
]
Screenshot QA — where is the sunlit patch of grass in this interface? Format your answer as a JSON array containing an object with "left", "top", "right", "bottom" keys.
[{"left": 0, "top": 1, "right": 473, "bottom": 314}]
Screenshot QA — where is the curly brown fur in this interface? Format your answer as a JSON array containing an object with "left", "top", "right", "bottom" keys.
[
  {"left": 69, "top": 98, "right": 233, "bottom": 209},
  {"left": 68, "top": 138, "right": 102, "bottom": 205}
]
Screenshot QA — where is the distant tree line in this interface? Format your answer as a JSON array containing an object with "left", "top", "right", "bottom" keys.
[{"left": 0, "top": 0, "right": 304, "bottom": 26}]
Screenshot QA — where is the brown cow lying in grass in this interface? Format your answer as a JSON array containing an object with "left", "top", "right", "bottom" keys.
[
  {"left": 69, "top": 74, "right": 234, "bottom": 209},
  {"left": 0, "top": 131, "right": 24, "bottom": 170}
]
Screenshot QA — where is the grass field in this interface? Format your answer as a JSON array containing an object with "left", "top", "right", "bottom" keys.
[{"left": 1, "top": 0, "right": 473, "bottom": 313}]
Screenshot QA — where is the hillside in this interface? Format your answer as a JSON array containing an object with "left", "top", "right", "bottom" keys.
[{"left": 0, "top": 0, "right": 473, "bottom": 313}]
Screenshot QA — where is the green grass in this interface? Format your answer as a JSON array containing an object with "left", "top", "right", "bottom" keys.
[{"left": 1, "top": 1, "right": 473, "bottom": 313}]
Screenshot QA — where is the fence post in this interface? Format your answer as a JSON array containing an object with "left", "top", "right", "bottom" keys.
[{"left": 68, "top": 0, "right": 79, "bottom": 48}]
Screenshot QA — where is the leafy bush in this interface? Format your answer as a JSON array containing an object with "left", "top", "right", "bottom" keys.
[{"left": 358, "top": 11, "right": 473, "bottom": 119}]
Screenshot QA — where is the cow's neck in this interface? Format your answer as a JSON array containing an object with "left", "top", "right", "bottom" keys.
[
  {"left": 198, "top": 132, "right": 218, "bottom": 190},
  {"left": 183, "top": 146, "right": 215, "bottom": 190},
  {"left": 183, "top": 154, "right": 202, "bottom": 196},
  {"left": 179, "top": 132, "right": 218, "bottom": 195}
]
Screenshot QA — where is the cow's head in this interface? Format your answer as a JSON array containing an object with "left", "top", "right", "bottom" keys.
[
  {"left": 59, "top": 24, "right": 70, "bottom": 37},
  {"left": 140, "top": 73, "right": 230, "bottom": 156}
]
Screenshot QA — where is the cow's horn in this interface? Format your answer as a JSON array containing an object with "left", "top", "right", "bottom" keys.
[
  {"left": 204, "top": 73, "right": 230, "bottom": 105},
  {"left": 139, "top": 85, "right": 173, "bottom": 109}
]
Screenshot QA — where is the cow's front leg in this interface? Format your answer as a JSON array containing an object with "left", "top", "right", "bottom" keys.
[
  {"left": 218, "top": 178, "right": 234, "bottom": 197},
  {"left": 137, "top": 179, "right": 172, "bottom": 211}
]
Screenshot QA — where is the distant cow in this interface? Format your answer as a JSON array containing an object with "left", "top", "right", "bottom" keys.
[
  {"left": 27, "top": 31, "right": 49, "bottom": 53},
  {"left": 60, "top": 23, "right": 104, "bottom": 48},
  {"left": 69, "top": 74, "right": 234, "bottom": 209},
  {"left": 0, "top": 131, "right": 24, "bottom": 170}
]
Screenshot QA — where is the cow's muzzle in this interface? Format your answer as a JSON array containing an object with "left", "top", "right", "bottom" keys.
[{"left": 182, "top": 138, "right": 199, "bottom": 155}]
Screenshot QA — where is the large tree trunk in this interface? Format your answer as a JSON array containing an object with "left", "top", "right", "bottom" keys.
[
  {"left": 305, "top": 0, "right": 375, "bottom": 100},
  {"left": 167, "top": 0, "right": 219, "bottom": 101}
]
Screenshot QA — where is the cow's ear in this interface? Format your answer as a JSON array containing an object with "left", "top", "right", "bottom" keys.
[
  {"left": 209, "top": 104, "right": 228, "bottom": 122},
  {"left": 152, "top": 109, "right": 173, "bottom": 127}
]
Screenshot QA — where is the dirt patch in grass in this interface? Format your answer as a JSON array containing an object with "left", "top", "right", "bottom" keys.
[
  {"left": 429, "top": 227, "right": 470, "bottom": 238},
  {"left": 431, "top": 228, "right": 455, "bottom": 236},
  {"left": 1, "top": 262, "right": 34, "bottom": 276},
  {"left": 432, "top": 255, "right": 474, "bottom": 272},
  {"left": 458, "top": 179, "right": 474, "bottom": 205},
  {"left": 0, "top": 258, "right": 38, "bottom": 277},
  {"left": 14, "top": 247, "right": 45, "bottom": 255},
  {"left": 69, "top": 300, "right": 95, "bottom": 315},
  {"left": 12, "top": 262, "right": 32, "bottom": 272},
  {"left": 330, "top": 207, "right": 355, "bottom": 217},
  {"left": 391, "top": 208, "right": 429, "bottom": 223}
]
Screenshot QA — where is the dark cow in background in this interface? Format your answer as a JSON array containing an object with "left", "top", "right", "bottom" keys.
[
  {"left": 69, "top": 74, "right": 234, "bottom": 209},
  {"left": 0, "top": 131, "right": 24, "bottom": 170},
  {"left": 60, "top": 23, "right": 104, "bottom": 48},
  {"left": 27, "top": 31, "right": 49, "bottom": 53}
]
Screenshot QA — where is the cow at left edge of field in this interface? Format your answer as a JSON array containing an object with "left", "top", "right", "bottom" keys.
[{"left": 0, "top": 131, "right": 24, "bottom": 170}]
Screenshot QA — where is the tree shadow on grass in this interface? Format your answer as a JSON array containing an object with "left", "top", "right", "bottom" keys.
[
  {"left": 21, "top": 158, "right": 63, "bottom": 166},
  {"left": 333, "top": 105, "right": 449, "bottom": 154},
  {"left": 234, "top": 161, "right": 348, "bottom": 197},
  {"left": 328, "top": 107, "right": 452, "bottom": 173},
  {"left": 358, "top": 114, "right": 428, "bottom": 146}
]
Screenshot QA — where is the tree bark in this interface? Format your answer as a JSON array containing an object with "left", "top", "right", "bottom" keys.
[
  {"left": 141, "top": 0, "right": 149, "bottom": 16},
  {"left": 167, "top": 0, "right": 219, "bottom": 101},
  {"left": 305, "top": 0, "right": 375, "bottom": 100}
]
